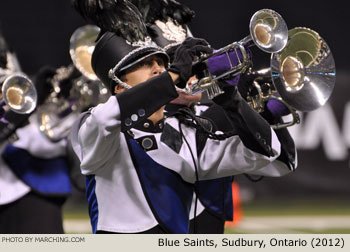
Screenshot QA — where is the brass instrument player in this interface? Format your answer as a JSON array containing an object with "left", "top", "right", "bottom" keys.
[
  {"left": 70, "top": 0, "right": 297, "bottom": 234},
  {"left": 133, "top": 0, "right": 237, "bottom": 233},
  {"left": 0, "top": 26, "right": 71, "bottom": 233}
]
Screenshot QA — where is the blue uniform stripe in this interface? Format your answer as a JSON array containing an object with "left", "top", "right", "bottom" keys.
[
  {"left": 2, "top": 144, "right": 71, "bottom": 195},
  {"left": 195, "top": 177, "right": 233, "bottom": 221},
  {"left": 128, "top": 138, "right": 193, "bottom": 233},
  {"left": 85, "top": 175, "right": 99, "bottom": 234}
]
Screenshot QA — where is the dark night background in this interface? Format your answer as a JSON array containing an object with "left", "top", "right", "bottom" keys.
[
  {"left": 0, "top": 0, "right": 349, "bottom": 201},
  {"left": 0, "top": 0, "right": 348, "bottom": 74}
]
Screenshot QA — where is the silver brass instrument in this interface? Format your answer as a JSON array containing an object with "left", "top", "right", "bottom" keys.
[
  {"left": 69, "top": 25, "right": 100, "bottom": 81},
  {"left": 38, "top": 25, "right": 110, "bottom": 141},
  {"left": 245, "top": 27, "right": 335, "bottom": 129},
  {"left": 184, "top": 9, "right": 335, "bottom": 129},
  {"left": 187, "top": 9, "right": 288, "bottom": 99},
  {"left": 0, "top": 73, "right": 37, "bottom": 114},
  {"left": 271, "top": 27, "right": 335, "bottom": 112}
]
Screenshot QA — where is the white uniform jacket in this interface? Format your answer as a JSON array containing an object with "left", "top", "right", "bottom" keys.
[
  {"left": 71, "top": 72, "right": 296, "bottom": 233},
  {"left": 1, "top": 113, "right": 71, "bottom": 201}
]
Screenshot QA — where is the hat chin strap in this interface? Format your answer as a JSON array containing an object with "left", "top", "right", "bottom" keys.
[
  {"left": 119, "top": 81, "right": 132, "bottom": 90},
  {"left": 108, "top": 68, "right": 132, "bottom": 90}
]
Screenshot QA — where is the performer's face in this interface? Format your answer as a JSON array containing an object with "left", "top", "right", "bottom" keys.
[
  {"left": 114, "top": 55, "right": 167, "bottom": 125},
  {"left": 114, "top": 55, "right": 165, "bottom": 93}
]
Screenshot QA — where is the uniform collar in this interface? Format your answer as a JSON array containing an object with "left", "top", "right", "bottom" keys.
[{"left": 133, "top": 118, "right": 165, "bottom": 133}]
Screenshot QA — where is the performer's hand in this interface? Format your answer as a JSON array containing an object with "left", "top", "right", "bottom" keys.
[
  {"left": 165, "top": 44, "right": 178, "bottom": 62},
  {"left": 212, "top": 81, "right": 239, "bottom": 109},
  {"left": 34, "top": 66, "right": 56, "bottom": 106},
  {"left": 168, "top": 37, "right": 212, "bottom": 88}
]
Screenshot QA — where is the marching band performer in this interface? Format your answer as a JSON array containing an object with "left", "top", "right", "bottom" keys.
[
  {"left": 0, "top": 27, "right": 32, "bottom": 233},
  {"left": 139, "top": 0, "right": 298, "bottom": 233},
  {"left": 0, "top": 28, "right": 72, "bottom": 233},
  {"left": 133, "top": 0, "right": 236, "bottom": 233},
  {"left": 70, "top": 0, "right": 297, "bottom": 234}
]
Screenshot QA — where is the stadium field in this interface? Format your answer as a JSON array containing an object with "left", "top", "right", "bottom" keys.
[{"left": 63, "top": 199, "right": 350, "bottom": 234}]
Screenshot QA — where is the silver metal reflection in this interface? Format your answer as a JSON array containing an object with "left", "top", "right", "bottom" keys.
[
  {"left": 1, "top": 74, "right": 37, "bottom": 114},
  {"left": 184, "top": 9, "right": 288, "bottom": 98},
  {"left": 249, "top": 9, "right": 288, "bottom": 53},
  {"left": 69, "top": 25, "right": 100, "bottom": 81},
  {"left": 244, "top": 27, "right": 335, "bottom": 129},
  {"left": 38, "top": 25, "right": 111, "bottom": 142},
  {"left": 271, "top": 27, "right": 336, "bottom": 112}
]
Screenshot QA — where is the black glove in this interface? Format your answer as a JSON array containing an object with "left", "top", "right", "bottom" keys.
[
  {"left": 165, "top": 44, "right": 179, "bottom": 63},
  {"left": 168, "top": 37, "right": 212, "bottom": 88},
  {"left": 212, "top": 81, "right": 239, "bottom": 110},
  {"left": 34, "top": 66, "right": 56, "bottom": 106}
]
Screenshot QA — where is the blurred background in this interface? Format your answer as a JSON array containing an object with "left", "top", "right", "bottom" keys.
[{"left": 0, "top": 0, "right": 349, "bottom": 233}]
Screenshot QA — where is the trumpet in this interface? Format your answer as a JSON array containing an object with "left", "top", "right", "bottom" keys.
[
  {"left": 0, "top": 73, "right": 37, "bottom": 114},
  {"left": 187, "top": 9, "right": 288, "bottom": 99},
  {"left": 184, "top": 9, "right": 336, "bottom": 129}
]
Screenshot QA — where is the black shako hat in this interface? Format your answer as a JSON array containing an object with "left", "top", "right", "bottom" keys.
[
  {"left": 72, "top": 0, "right": 169, "bottom": 92},
  {"left": 91, "top": 31, "right": 169, "bottom": 92}
]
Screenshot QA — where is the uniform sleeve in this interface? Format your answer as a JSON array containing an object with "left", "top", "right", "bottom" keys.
[
  {"left": 76, "top": 96, "right": 122, "bottom": 174},
  {"left": 12, "top": 115, "right": 67, "bottom": 159},
  {"left": 117, "top": 71, "right": 178, "bottom": 132},
  {"left": 258, "top": 112, "right": 298, "bottom": 172},
  {"left": 196, "top": 86, "right": 296, "bottom": 180},
  {"left": 158, "top": 117, "right": 281, "bottom": 184},
  {"left": 197, "top": 127, "right": 283, "bottom": 180}
]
